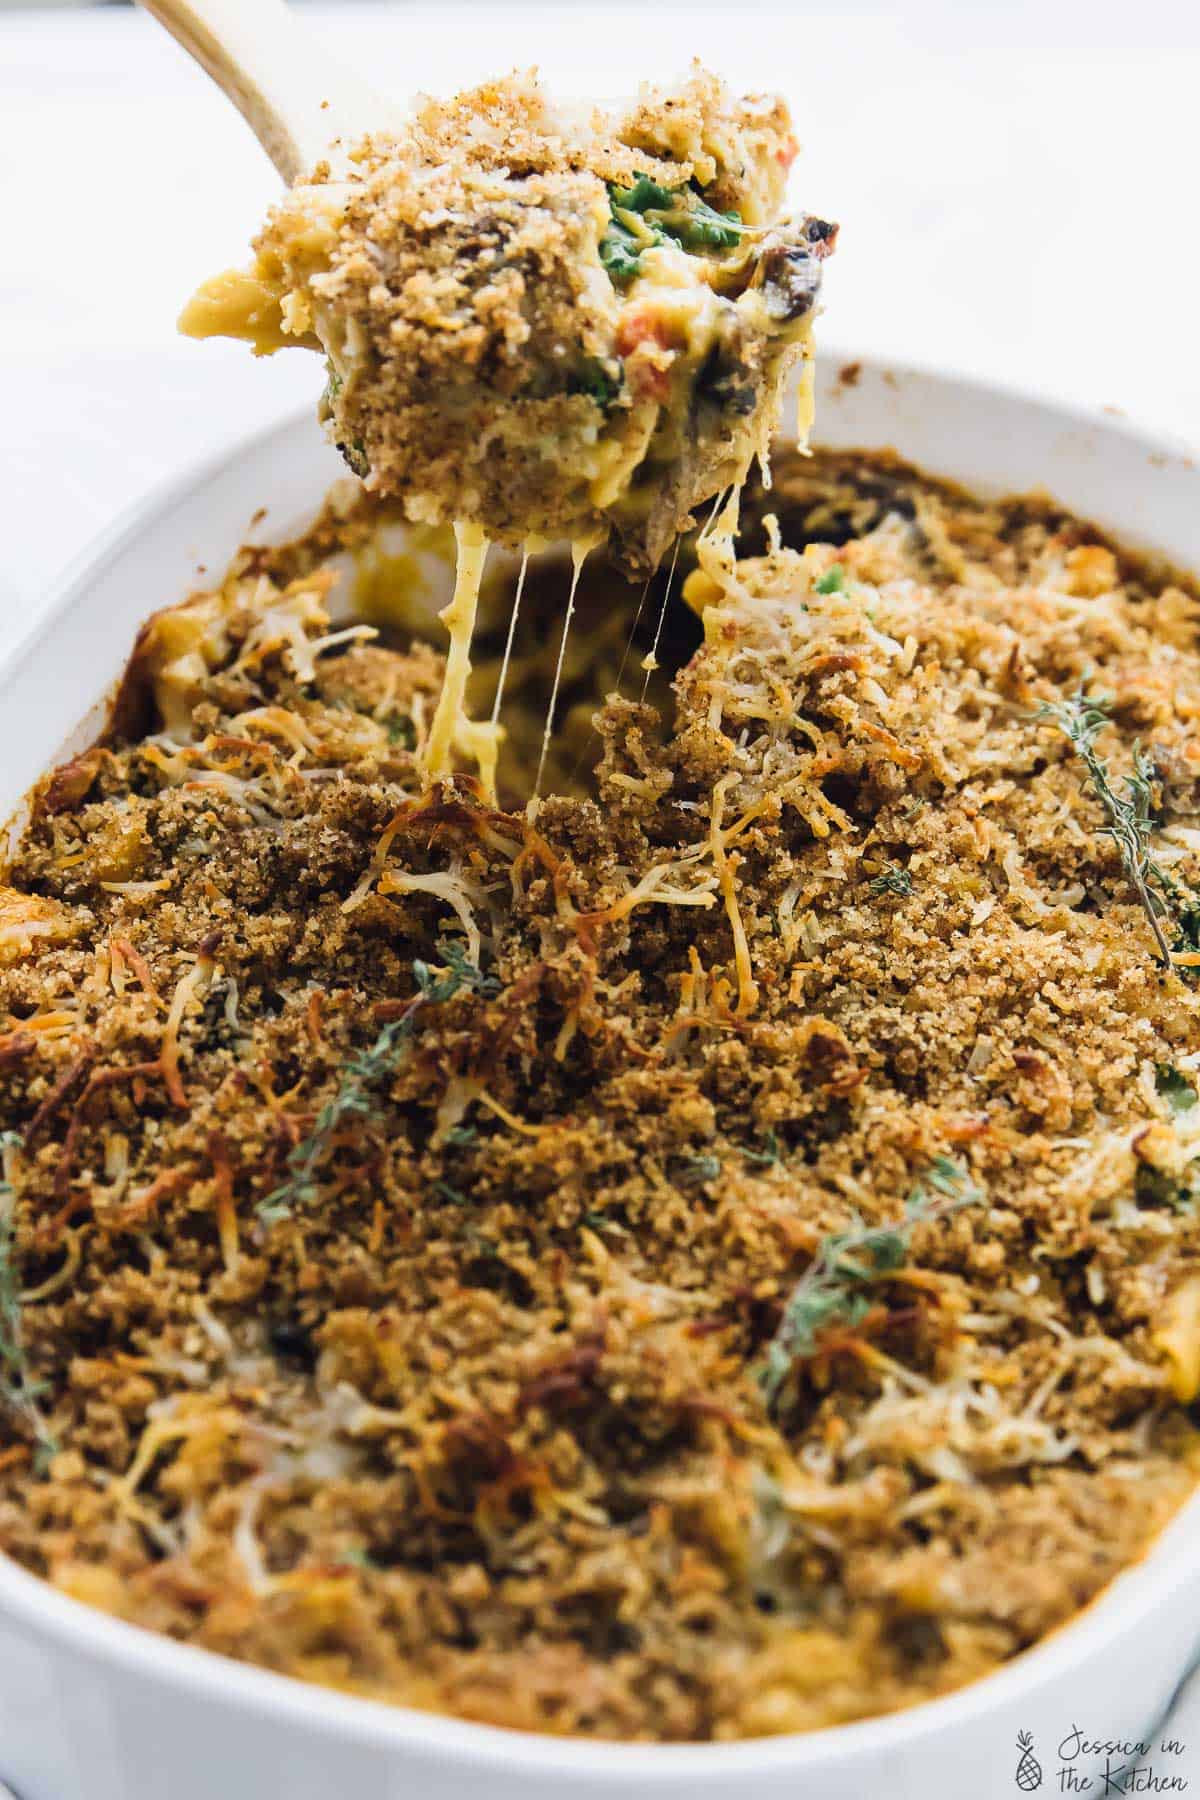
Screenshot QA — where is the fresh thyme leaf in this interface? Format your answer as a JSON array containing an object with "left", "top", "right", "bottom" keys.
[
  {"left": 341, "top": 1545, "right": 378, "bottom": 1571},
  {"left": 760, "top": 1154, "right": 982, "bottom": 1413},
  {"left": 445, "top": 1124, "right": 478, "bottom": 1148},
  {"left": 815, "top": 564, "right": 846, "bottom": 595},
  {"left": 1156, "top": 1063, "right": 1198, "bottom": 1116},
  {"left": 679, "top": 1152, "right": 721, "bottom": 1186},
  {"left": 386, "top": 713, "right": 416, "bottom": 748},
  {"left": 924, "top": 1153, "right": 976, "bottom": 1200},
  {"left": 582, "top": 1209, "right": 624, "bottom": 1234},
  {"left": 260, "top": 940, "right": 496, "bottom": 1222},
  {"left": 743, "top": 1129, "right": 783, "bottom": 1168},
  {"left": 870, "top": 867, "right": 913, "bottom": 898}
]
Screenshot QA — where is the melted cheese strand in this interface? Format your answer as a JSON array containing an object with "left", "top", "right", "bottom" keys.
[
  {"left": 639, "top": 538, "right": 682, "bottom": 703},
  {"left": 533, "top": 535, "right": 599, "bottom": 802},
  {"left": 710, "top": 774, "right": 758, "bottom": 1017},
  {"left": 421, "top": 522, "right": 489, "bottom": 787},
  {"left": 794, "top": 318, "right": 816, "bottom": 448},
  {"left": 490, "top": 546, "right": 531, "bottom": 730},
  {"left": 695, "top": 486, "right": 745, "bottom": 605},
  {"left": 615, "top": 572, "right": 654, "bottom": 694},
  {"left": 454, "top": 714, "right": 503, "bottom": 806}
]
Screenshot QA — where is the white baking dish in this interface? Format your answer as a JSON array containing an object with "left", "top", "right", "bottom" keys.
[{"left": 1, "top": 351, "right": 1199, "bottom": 1800}]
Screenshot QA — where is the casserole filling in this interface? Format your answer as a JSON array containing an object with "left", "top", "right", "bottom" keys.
[
  {"left": 180, "top": 67, "right": 835, "bottom": 575},
  {"left": 1, "top": 449, "right": 1199, "bottom": 1741}
]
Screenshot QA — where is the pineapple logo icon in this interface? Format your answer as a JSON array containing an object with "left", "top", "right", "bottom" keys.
[{"left": 1014, "top": 1731, "right": 1043, "bottom": 1791}]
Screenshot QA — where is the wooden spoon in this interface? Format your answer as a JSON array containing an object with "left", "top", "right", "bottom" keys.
[{"left": 137, "top": 0, "right": 401, "bottom": 183}]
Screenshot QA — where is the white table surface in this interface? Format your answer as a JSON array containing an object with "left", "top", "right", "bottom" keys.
[{"left": 1, "top": 0, "right": 1200, "bottom": 1778}]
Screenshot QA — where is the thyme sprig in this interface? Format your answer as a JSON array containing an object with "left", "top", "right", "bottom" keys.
[
  {"left": 742, "top": 1129, "right": 783, "bottom": 1168},
  {"left": 1036, "top": 686, "right": 1189, "bottom": 966},
  {"left": 679, "top": 1152, "right": 721, "bottom": 1187},
  {"left": 760, "top": 1154, "right": 982, "bottom": 1413},
  {"left": 260, "top": 941, "right": 497, "bottom": 1223},
  {"left": 0, "top": 1130, "right": 57, "bottom": 1462},
  {"left": 870, "top": 867, "right": 913, "bottom": 898}
]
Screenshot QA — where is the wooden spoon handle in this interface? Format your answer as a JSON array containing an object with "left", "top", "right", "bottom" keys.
[{"left": 137, "top": 0, "right": 392, "bottom": 182}]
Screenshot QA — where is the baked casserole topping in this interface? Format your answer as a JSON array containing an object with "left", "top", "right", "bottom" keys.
[{"left": 2, "top": 450, "right": 1200, "bottom": 1739}]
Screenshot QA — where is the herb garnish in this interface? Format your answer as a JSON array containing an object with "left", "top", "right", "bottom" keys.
[
  {"left": 600, "top": 174, "right": 744, "bottom": 286},
  {"left": 1156, "top": 1063, "right": 1198, "bottom": 1117},
  {"left": 340, "top": 437, "right": 370, "bottom": 480},
  {"left": 870, "top": 867, "right": 913, "bottom": 898},
  {"left": 679, "top": 1152, "right": 721, "bottom": 1186},
  {"left": 0, "top": 1131, "right": 57, "bottom": 1462},
  {"left": 341, "top": 1545, "right": 379, "bottom": 1571},
  {"left": 815, "top": 564, "right": 846, "bottom": 595},
  {"left": 743, "top": 1129, "right": 783, "bottom": 1168},
  {"left": 260, "top": 941, "right": 497, "bottom": 1222},
  {"left": 1138, "top": 1064, "right": 1200, "bottom": 1211},
  {"left": 760, "top": 1154, "right": 981, "bottom": 1413},
  {"left": 1036, "top": 686, "right": 1200, "bottom": 968},
  {"left": 570, "top": 356, "right": 624, "bottom": 411},
  {"left": 321, "top": 368, "right": 369, "bottom": 475},
  {"left": 582, "top": 1209, "right": 626, "bottom": 1235},
  {"left": 1136, "top": 1165, "right": 1197, "bottom": 1212}
]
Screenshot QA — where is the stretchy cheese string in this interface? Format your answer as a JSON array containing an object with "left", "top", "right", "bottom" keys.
[
  {"left": 533, "top": 534, "right": 601, "bottom": 802},
  {"left": 490, "top": 545, "right": 531, "bottom": 732},
  {"left": 795, "top": 319, "right": 816, "bottom": 448},
  {"left": 639, "top": 537, "right": 682, "bottom": 704},
  {"left": 615, "top": 572, "right": 654, "bottom": 695},
  {"left": 421, "top": 522, "right": 491, "bottom": 791}
]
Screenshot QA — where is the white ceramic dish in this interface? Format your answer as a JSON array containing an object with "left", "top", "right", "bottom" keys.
[{"left": 2, "top": 351, "right": 1199, "bottom": 1800}]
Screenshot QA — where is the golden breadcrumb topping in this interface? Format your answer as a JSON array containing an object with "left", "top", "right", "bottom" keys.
[
  {"left": 1, "top": 450, "right": 1199, "bottom": 1742},
  {"left": 180, "top": 66, "right": 834, "bottom": 570}
]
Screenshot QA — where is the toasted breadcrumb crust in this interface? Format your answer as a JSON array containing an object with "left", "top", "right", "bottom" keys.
[
  {"left": 2, "top": 449, "right": 1200, "bottom": 1741},
  {"left": 182, "top": 67, "right": 833, "bottom": 569}
]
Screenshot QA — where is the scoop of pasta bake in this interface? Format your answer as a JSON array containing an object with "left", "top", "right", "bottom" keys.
[{"left": 180, "top": 65, "right": 836, "bottom": 573}]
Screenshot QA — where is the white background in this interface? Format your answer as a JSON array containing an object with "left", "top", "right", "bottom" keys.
[{"left": 0, "top": 0, "right": 1199, "bottom": 1767}]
